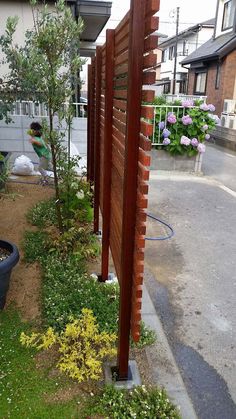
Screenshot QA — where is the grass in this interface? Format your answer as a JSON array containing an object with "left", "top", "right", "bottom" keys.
[{"left": 0, "top": 309, "right": 84, "bottom": 418}]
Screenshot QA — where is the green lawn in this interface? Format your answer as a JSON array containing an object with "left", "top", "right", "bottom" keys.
[{"left": 0, "top": 309, "right": 84, "bottom": 418}]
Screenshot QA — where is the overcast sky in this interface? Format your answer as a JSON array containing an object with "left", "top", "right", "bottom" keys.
[
  {"left": 97, "top": 0, "right": 218, "bottom": 42},
  {"left": 81, "top": 0, "right": 218, "bottom": 89}
]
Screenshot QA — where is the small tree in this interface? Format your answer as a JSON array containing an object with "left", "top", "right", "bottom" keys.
[{"left": 0, "top": 0, "right": 84, "bottom": 231}]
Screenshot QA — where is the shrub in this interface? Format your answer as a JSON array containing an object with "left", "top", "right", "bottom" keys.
[
  {"left": 23, "top": 231, "right": 49, "bottom": 262},
  {"left": 27, "top": 199, "right": 57, "bottom": 228},
  {"left": 84, "top": 384, "right": 181, "bottom": 418},
  {"left": 153, "top": 102, "right": 220, "bottom": 156},
  {"left": 42, "top": 256, "right": 119, "bottom": 333},
  {"left": 20, "top": 308, "right": 116, "bottom": 383}
]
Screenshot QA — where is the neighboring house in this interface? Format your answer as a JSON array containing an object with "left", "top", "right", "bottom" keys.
[
  {"left": 0, "top": 0, "right": 111, "bottom": 61},
  {"left": 181, "top": 0, "right": 236, "bottom": 116},
  {"left": 158, "top": 19, "right": 215, "bottom": 95}
]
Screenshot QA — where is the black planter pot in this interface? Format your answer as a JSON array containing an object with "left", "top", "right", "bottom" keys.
[{"left": 0, "top": 240, "right": 20, "bottom": 309}]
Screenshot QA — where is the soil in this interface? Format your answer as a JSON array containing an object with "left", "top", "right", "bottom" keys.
[
  {"left": 0, "top": 248, "right": 10, "bottom": 261},
  {"left": 0, "top": 178, "right": 54, "bottom": 320}
]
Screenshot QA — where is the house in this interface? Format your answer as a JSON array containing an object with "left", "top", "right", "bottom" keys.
[
  {"left": 158, "top": 19, "right": 215, "bottom": 95},
  {"left": 181, "top": 0, "right": 236, "bottom": 116},
  {"left": 0, "top": 0, "right": 111, "bottom": 59}
]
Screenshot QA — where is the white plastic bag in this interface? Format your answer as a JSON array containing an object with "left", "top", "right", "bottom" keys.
[{"left": 12, "top": 155, "right": 35, "bottom": 176}]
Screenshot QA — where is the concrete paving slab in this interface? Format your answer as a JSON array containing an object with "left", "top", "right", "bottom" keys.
[{"left": 142, "top": 283, "right": 197, "bottom": 419}]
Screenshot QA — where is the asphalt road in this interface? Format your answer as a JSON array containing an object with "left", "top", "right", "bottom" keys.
[{"left": 145, "top": 144, "right": 236, "bottom": 419}]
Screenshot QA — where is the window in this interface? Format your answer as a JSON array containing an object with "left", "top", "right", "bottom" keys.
[
  {"left": 169, "top": 46, "right": 174, "bottom": 60},
  {"left": 183, "top": 40, "right": 188, "bottom": 56},
  {"left": 162, "top": 49, "right": 167, "bottom": 62},
  {"left": 215, "top": 64, "right": 221, "bottom": 89},
  {"left": 194, "top": 72, "right": 207, "bottom": 94},
  {"left": 163, "top": 80, "right": 171, "bottom": 94},
  {"left": 222, "top": 0, "right": 235, "bottom": 30}
]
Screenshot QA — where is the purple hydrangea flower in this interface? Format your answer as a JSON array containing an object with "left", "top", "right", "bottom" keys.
[
  {"left": 208, "top": 104, "right": 215, "bottom": 112},
  {"left": 163, "top": 138, "right": 171, "bottom": 145},
  {"left": 200, "top": 103, "right": 209, "bottom": 111},
  {"left": 182, "top": 100, "right": 194, "bottom": 108},
  {"left": 158, "top": 121, "right": 165, "bottom": 130},
  {"left": 205, "top": 134, "right": 210, "bottom": 140},
  {"left": 167, "top": 113, "right": 177, "bottom": 124},
  {"left": 162, "top": 128, "right": 171, "bottom": 138},
  {"left": 182, "top": 115, "right": 193, "bottom": 125},
  {"left": 197, "top": 143, "right": 206, "bottom": 153},
  {"left": 180, "top": 135, "right": 191, "bottom": 146},
  {"left": 202, "top": 124, "right": 208, "bottom": 131},
  {"left": 191, "top": 138, "right": 199, "bottom": 147}
]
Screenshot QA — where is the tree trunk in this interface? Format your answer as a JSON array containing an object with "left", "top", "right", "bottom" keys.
[{"left": 49, "top": 109, "right": 64, "bottom": 233}]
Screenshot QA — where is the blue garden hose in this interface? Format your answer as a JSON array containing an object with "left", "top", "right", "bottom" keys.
[{"left": 146, "top": 213, "right": 174, "bottom": 241}]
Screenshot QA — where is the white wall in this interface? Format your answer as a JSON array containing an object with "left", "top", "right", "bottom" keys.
[
  {"left": 0, "top": 1, "right": 55, "bottom": 78},
  {"left": 215, "top": 0, "right": 236, "bottom": 38}
]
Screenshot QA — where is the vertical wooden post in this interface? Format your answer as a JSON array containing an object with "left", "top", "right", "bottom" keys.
[
  {"left": 94, "top": 48, "right": 102, "bottom": 234},
  {"left": 87, "top": 64, "right": 91, "bottom": 182},
  {"left": 117, "top": 0, "right": 146, "bottom": 380},
  {"left": 101, "top": 29, "right": 115, "bottom": 281}
]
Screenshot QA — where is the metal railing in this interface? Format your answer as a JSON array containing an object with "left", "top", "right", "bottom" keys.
[
  {"left": 146, "top": 104, "right": 196, "bottom": 145},
  {"left": 165, "top": 94, "right": 207, "bottom": 103},
  {"left": 6, "top": 100, "right": 87, "bottom": 118}
]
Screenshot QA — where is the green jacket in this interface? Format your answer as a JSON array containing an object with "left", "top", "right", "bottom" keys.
[{"left": 32, "top": 136, "right": 51, "bottom": 159}]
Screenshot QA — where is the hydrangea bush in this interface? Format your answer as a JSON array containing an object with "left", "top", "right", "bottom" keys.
[{"left": 154, "top": 100, "right": 220, "bottom": 157}]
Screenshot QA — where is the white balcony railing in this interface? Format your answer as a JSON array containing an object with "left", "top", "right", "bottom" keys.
[
  {"left": 165, "top": 94, "right": 207, "bottom": 103},
  {"left": 5, "top": 100, "right": 87, "bottom": 118}
]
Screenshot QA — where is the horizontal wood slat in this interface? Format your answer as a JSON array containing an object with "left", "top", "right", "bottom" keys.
[
  {"left": 114, "top": 89, "right": 128, "bottom": 99},
  {"left": 145, "top": 16, "right": 159, "bottom": 36},
  {"left": 141, "top": 106, "right": 154, "bottom": 119},
  {"left": 144, "top": 35, "right": 158, "bottom": 53},
  {"left": 115, "top": 63, "right": 129, "bottom": 76},
  {"left": 142, "top": 71, "right": 156, "bottom": 85},
  {"left": 140, "top": 120, "right": 153, "bottom": 137},
  {"left": 115, "top": 50, "right": 129, "bottom": 66},
  {"left": 145, "top": 0, "right": 160, "bottom": 17},
  {"left": 143, "top": 53, "right": 157, "bottom": 69},
  {"left": 142, "top": 90, "right": 155, "bottom": 103},
  {"left": 113, "top": 99, "right": 127, "bottom": 111}
]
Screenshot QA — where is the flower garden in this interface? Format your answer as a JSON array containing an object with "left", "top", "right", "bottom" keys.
[{"left": 152, "top": 98, "right": 220, "bottom": 157}]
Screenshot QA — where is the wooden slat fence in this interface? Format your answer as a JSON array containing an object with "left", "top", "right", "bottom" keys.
[{"left": 87, "top": 0, "right": 159, "bottom": 379}]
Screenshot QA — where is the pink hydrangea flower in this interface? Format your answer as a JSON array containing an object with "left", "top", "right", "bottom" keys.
[
  {"left": 202, "top": 124, "right": 208, "bottom": 131},
  {"left": 167, "top": 113, "right": 177, "bottom": 124},
  {"left": 163, "top": 138, "right": 171, "bottom": 145},
  {"left": 182, "top": 100, "right": 194, "bottom": 108},
  {"left": 180, "top": 135, "right": 191, "bottom": 146},
  {"left": 197, "top": 143, "right": 206, "bottom": 153},
  {"left": 200, "top": 103, "right": 209, "bottom": 111},
  {"left": 191, "top": 138, "right": 199, "bottom": 147},
  {"left": 182, "top": 115, "right": 193, "bottom": 125},
  {"left": 158, "top": 121, "right": 165, "bottom": 130},
  {"left": 162, "top": 128, "right": 171, "bottom": 138},
  {"left": 205, "top": 134, "right": 210, "bottom": 140},
  {"left": 208, "top": 104, "right": 215, "bottom": 112}
]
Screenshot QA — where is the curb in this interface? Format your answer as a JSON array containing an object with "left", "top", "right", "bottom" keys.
[{"left": 142, "top": 283, "right": 198, "bottom": 419}]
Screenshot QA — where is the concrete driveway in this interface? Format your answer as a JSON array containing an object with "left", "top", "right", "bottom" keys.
[{"left": 145, "top": 148, "right": 236, "bottom": 419}]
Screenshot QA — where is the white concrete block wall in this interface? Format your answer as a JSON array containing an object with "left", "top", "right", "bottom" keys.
[{"left": 0, "top": 116, "right": 87, "bottom": 164}]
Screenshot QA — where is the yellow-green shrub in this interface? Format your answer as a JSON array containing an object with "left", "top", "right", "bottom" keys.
[{"left": 20, "top": 308, "right": 116, "bottom": 382}]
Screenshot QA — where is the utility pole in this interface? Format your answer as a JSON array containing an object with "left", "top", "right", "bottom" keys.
[{"left": 172, "top": 6, "right": 180, "bottom": 94}]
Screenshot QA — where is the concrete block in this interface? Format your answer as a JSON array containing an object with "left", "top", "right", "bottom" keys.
[{"left": 104, "top": 360, "right": 141, "bottom": 390}]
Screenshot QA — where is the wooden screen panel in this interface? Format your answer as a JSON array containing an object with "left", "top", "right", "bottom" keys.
[
  {"left": 130, "top": 0, "right": 159, "bottom": 342},
  {"left": 92, "top": 0, "right": 159, "bottom": 378},
  {"left": 87, "top": 61, "right": 96, "bottom": 182},
  {"left": 99, "top": 47, "right": 106, "bottom": 214}
]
